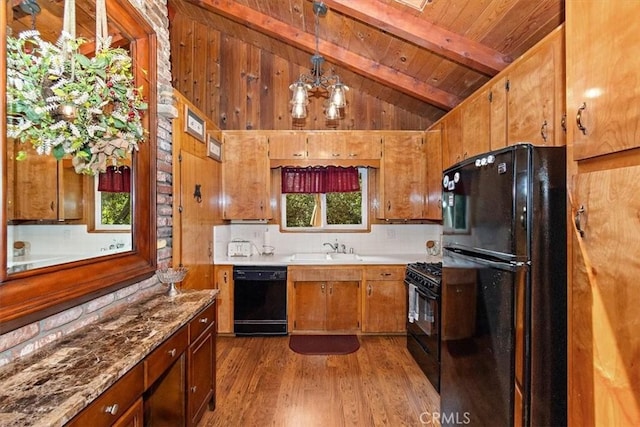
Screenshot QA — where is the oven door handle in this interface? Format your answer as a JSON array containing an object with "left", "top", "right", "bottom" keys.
[{"left": 404, "top": 280, "right": 438, "bottom": 299}]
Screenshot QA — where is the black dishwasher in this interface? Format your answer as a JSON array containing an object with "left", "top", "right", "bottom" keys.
[{"left": 233, "top": 266, "right": 288, "bottom": 335}]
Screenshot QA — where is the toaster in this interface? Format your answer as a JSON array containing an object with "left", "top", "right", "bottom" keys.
[{"left": 227, "top": 240, "right": 252, "bottom": 257}]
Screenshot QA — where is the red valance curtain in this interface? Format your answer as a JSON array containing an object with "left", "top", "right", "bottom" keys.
[
  {"left": 282, "top": 166, "right": 360, "bottom": 194},
  {"left": 98, "top": 165, "right": 131, "bottom": 193}
]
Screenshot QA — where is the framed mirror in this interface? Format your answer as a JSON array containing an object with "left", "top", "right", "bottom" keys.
[{"left": 0, "top": 0, "right": 157, "bottom": 333}]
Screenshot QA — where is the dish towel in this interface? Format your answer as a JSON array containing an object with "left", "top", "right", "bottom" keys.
[{"left": 408, "top": 284, "right": 418, "bottom": 323}]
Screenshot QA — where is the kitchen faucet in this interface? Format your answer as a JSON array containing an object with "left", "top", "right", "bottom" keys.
[
  {"left": 323, "top": 242, "right": 347, "bottom": 253},
  {"left": 323, "top": 242, "right": 338, "bottom": 252}
]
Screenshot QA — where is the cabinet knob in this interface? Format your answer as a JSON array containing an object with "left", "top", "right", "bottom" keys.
[
  {"left": 168, "top": 348, "right": 176, "bottom": 357},
  {"left": 199, "top": 317, "right": 209, "bottom": 324},
  {"left": 293, "top": 153, "right": 303, "bottom": 157},
  {"left": 191, "top": 386, "right": 197, "bottom": 393},
  {"left": 367, "top": 285, "right": 372, "bottom": 296},
  {"left": 104, "top": 404, "right": 119, "bottom": 416}
]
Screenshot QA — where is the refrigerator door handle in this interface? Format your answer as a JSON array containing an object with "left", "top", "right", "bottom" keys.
[
  {"left": 520, "top": 206, "right": 527, "bottom": 229},
  {"left": 444, "top": 248, "right": 524, "bottom": 272},
  {"left": 443, "top": 243, "right": 517, "bottom": 264}
]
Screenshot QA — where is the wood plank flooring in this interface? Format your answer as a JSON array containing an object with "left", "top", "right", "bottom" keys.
[{"left": 198, "top": 335, "right": 440, "bottom": 427}]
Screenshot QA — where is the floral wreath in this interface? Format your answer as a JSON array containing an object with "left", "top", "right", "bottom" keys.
[{"left": 6, "top": 30, "right": 148, "bottom": 175}]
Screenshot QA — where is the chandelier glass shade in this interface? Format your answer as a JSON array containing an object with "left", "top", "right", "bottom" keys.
[{"left": 289, "top": 2, "right": 348, "bottom": 121}]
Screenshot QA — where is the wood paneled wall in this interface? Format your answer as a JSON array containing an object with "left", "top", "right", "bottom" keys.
[{"left": 170, "top": 14, "right": 430, "bottom": 131}]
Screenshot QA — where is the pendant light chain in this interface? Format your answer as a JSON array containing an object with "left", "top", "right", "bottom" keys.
[{"left": 289, "top": 1, "right": 349, "bottom": 124}]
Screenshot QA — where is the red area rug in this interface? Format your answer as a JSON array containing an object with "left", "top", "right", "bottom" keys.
[{"left": 289, "top": 334, "right": 360, "bottom": 355}]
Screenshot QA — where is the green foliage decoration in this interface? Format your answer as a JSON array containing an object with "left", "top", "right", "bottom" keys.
[{"left": 6, "top": 30, "right": 148, "bottom": 175}]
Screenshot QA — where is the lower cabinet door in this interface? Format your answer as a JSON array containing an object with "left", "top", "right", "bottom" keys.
[
  {"left": 144, "top": 354, "right": 186, "bottom": 426},
  {"left": 326, "top": 281, "right": 360, "bottom": 331},
  {"left": 188, "top": 328, "right": 215, "bottom": 427}
]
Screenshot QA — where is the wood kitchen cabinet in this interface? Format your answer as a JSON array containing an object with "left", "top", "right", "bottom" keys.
[
  {"left": 268, "top": 131, "right": 307, "bottom": 159},
  {"left": 222, "top": 132, "right": 271, "bottom": 220},
  {"left": 425, "top": 127, "right": 443, "bottom": 220},
  {"left": 567, "top": 3, "right": 640, "bottom": 159},
  {"left": 460, "top": 87, "right": 492, "bottom": 161},
  {"left": 67, "top": 364, "right": 145, "bottom": 427},
  {"left": 69, "top": 300, "right": 218, "bottom": 427},
  {"left": 566, "top": 5, "right": 640, "bottom": 425},
  {"left": 289, "top": 267, "right": 361, "bottom": 332},
  {"left": 362, "top": 266, "right": 406, "bottom": 333},
  {"left": 436, "top": 26, "right": 565, "bottom": 170},
  {"left": 306, "top": 131, "right": 381, "bottom": 160},
  {"left": 214, "top": 264, "right": 234, "bottom": 334},
  {"left": 440, "top": 108, "right": 462, "bottom": 170},
  {"left": 377, "top": 132, "right": 427, "bottom": 220},
  {"left": 187, "top": 303, "right": 216, "bottom": 427},
  {"left": 9, "top": 143, "right": 83, "bottom": 221},
  {"left": 505, "top": 26, "right": 564, "bottom": 147}
]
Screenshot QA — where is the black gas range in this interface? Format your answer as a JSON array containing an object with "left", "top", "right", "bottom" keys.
[
  {"left": 405, "top": 261, "right": 442, "bottom": 392},
  {"left": 405, "top": 262, "right": 442, "bottom": 291}
]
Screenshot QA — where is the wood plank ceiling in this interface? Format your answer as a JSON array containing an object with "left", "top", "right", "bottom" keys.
[
  {"left": 8, "top": 0, "right": 564, "bottom": 127},
  {"left": 168, "top": 0, "right": 564, "bottom": 124}
]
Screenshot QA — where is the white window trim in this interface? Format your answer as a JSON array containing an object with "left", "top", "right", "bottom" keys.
[
  {"left": 281, "top": 168, "right": 368, "bottom": 231},
  {"left": 93, "top": 178, "right": 132, "bottom": 231}
]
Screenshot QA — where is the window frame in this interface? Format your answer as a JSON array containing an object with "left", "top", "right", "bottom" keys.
[
  {"left": 93, "top": 178, "right": 132, "bottom": 231},
  {"left": 280, "top": 168, "right": 368, "bottom": 231}
]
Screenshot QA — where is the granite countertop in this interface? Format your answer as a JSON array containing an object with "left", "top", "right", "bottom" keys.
[
  {"left": 0, "top": 288, "right": 219, "bottom": 427},
  {"left": 216, "top": 252, "right": 442, "bottom": 266}
]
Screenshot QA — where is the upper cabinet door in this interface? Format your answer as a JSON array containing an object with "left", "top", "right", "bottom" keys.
[
  {"left": 461, "top": 87, "right": 492, "bottom": 159},
  {"left": 306, "top": 131, "right": 381, "bottom": 160},
  {"left": 222, "top": 133, "right": 271, "bottom": 220},
  {"left": 379, "top": 133, "right": 426, "bottom": 220},
  {"left": 268, "top": 132, "right": 307, "bottom": 159},
  {"left": 567, "top": 2, "right": 640, "bottom": 159},
  {"left": 507, "top": 27, "right": 565, "bottom": 147}
]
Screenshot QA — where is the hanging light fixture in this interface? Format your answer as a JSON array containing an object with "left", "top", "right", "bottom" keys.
[{"left": 289, "top": 1, "right": 349, "bottom": 122}]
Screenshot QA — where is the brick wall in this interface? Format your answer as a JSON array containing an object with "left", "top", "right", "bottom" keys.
[{"left": 0, "top": 0, "right": 174, "bottom": 367}]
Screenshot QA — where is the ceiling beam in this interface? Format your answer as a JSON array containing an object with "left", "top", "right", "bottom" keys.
[
  {"left": 185, "top": 0, "right": 461, "bottom": 110},
  {"left": 321, "top": 0, "right": 512, "bottom": 76}
]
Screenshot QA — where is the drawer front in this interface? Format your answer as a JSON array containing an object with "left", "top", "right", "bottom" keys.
[
  {"left": 189, "top": 303, "right": 216, "bottom": 342},
  {"left": 145, "top": 326, "right": 188, "bottom": 388},
  {"left": 67, "top": 363, "right": 144, "bottom": 427},
  {"left": 364, "top": 266, "right": 406, "bottom": 281},
  {"left": 289, "top": 267, "right": 362, "bottom": 282}
]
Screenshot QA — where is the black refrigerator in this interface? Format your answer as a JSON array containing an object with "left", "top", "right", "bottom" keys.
[{"left": 440, "top": 143, "right": 566, "bottom": 427}]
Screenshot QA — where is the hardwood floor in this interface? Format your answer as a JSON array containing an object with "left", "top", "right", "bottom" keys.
[{"left": 198, "top": 335, "right": 440, "bottom": 427}]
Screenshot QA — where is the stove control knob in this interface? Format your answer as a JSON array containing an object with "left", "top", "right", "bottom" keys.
[
  {"left": 481, "top": 157, "right": 488, "bottom": 166},
  {"left": 443, "top": 175, "right": 449, "bottom": 188},
  {"left": 487, "top": 155, "right": 496, "bottom": 164},
  {"left": 475, "top": 159, "right": 482, "bottom": 167}
]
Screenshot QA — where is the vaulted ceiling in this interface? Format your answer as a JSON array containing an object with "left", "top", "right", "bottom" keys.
[
  {"left": 168, "top": 0, "right": 565, "bottom": 122},
  {"left": 9, "top": 0, "right": 565, "bottom": 124}
]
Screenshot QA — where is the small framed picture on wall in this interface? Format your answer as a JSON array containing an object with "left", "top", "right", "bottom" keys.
[
  {"left": 184, "top": 106, "right": 206, "bottom": 142},
  {"left": 207, "top": 134, "right": 222, "bottom": 162}
]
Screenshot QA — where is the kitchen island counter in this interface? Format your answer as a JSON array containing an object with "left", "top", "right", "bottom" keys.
[{"left": 0, "top": 288, "right": 218, "bottom": 427}]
